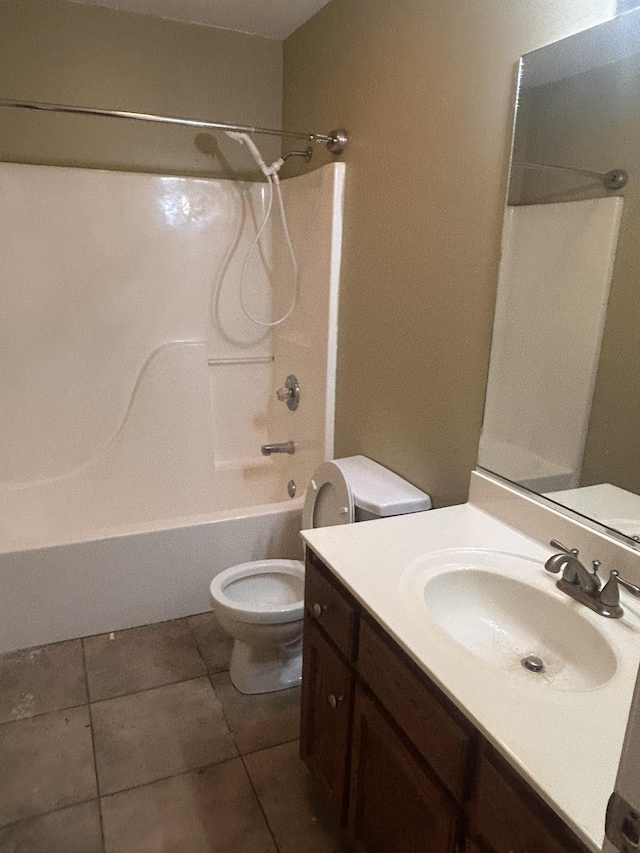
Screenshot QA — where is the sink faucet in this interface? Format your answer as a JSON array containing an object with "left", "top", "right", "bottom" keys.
[
  {"left": 545, "top": 539, "right": 640, "bottom": 618},
  {"left": 544, "top": 540, "right": 601, "bottom": 596}
]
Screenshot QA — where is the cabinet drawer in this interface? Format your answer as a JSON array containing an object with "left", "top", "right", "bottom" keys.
[
  {"left": 305, "top": 550, "right": 357, "bottom": 660},
  {"left": 471, "top": 747, "right": 591, "bottom": 853},
  {"left": 357, "top": 616, "right": 473, "bottom": 801}
]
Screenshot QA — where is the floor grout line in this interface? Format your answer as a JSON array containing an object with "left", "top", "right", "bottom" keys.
[
  {"left": 98, "top": 754, "right": 246, "bottom": 801},
  {"left": 88, "top": 671, "right": 222, "bottom": 707},
  {"left": 211, "top": 679, "right": 281, "bottom": 852},
  {"left": 240, "top": 750, "right": 281, "bottom": 853},
  {"left": 0, "top": 796, "right": 99, "bottom": 834},
  {"left": 81, "top": 638, "right": 106, "bottom": 853},
  {"left": 0, "top": 700, "right": 88, "bottom": 729}
]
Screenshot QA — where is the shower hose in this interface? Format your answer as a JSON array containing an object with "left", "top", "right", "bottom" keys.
[{"left": 226, "top": 131, "right": 299, "bottom": 327}]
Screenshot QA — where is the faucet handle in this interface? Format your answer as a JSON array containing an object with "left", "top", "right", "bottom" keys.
[
  {"left": 549, "top": 539, "right": 579, "bottom": 556},
  {"left": 601, "top": 570, "right": 640, "bottom": 610},
  {"left": 612, "top": 571, "right": 640, "bottom": 597}
]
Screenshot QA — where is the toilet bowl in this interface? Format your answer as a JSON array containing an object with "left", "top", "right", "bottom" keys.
[
  {"left": 209, "top": 456, "right": 431, "bottom": 694},
  {"left": 209, "top": 560, "right": 305, "bottom": 695}
]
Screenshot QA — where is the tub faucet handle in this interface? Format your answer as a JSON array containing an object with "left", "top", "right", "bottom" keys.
[{"left": 275, "top": 375, "right": 300, "bottom": 411}]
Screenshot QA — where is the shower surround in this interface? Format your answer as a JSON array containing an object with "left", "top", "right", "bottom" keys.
[{"left": 0, "top": 161, "right": 344, "bottom": 653}]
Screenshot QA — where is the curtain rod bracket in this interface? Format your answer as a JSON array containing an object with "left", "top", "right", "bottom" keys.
[{"left": 327, "top": 128, "right": 348, "bottom": 156}]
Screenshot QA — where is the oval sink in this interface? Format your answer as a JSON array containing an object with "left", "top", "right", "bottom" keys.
[{"left": 423, "top": 568, "right": 617, "bottom": 691}]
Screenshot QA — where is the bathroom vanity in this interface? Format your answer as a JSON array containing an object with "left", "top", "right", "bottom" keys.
[
  {"left": 300, "top": 471, "right": 640, "bottom": 853},
  {"left": 302, "top": 549, "right": 592, "bottom": 853}
]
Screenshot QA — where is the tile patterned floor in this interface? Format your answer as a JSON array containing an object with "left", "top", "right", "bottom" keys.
[{"left": 0, "top": 614, "right": 346, "bottom": 853}]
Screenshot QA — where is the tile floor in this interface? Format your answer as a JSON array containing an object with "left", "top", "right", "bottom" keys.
[{"left": 0, "top": 614, "right": 347, "bottom": 853}]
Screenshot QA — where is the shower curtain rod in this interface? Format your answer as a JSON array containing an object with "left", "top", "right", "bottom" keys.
[
  {"left": 0, "top": 97, "right": 348, "bottom": 155},
  {"left": 514, "top": 160, "right": 628, "bottom": 190}
]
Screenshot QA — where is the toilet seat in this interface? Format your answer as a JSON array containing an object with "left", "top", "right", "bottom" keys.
[
  {"left": 209, "top": 560, "right": 304, "bottom": 625},
  {"left": 302, "top": 461, "right": 355, "bottom": 530}
]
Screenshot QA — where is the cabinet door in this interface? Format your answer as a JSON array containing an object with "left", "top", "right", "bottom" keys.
[
  {"left": 470, "top": 747, "right": 591, "bottom": 853},
  {"left": 300, "top": 617, "right": 354, "bottom": 824},
  {"left": 348, "top": 687, "right": 460, "bottom": 853}
]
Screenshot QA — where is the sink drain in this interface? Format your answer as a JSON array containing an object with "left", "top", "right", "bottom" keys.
[{"left": 522, "top": 655, "right": 545, "bottom": 673}]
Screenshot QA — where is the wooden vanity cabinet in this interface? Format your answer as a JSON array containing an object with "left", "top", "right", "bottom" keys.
[
  {"left": 301, "top": 549, "right": 592, "bottom": 853},
  {"left": 300, "top": 618, "right": 354, "bottom": 824},
  {"left": 469, "top": 745, "right": 592, "bottom": 853},
  {"left": 348, "top": 686, "right": 460, "bottom": 852}
]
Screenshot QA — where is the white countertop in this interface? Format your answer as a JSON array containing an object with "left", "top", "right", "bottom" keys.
[{"left": 302, "top": 502, "right": 640, "bottom": 852}]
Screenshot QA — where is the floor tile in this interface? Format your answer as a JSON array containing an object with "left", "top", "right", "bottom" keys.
[
  {"left": 0, "top": 640, "right": 87, "bottom": 724},
  {"left": 187, "top": 612, "right": 233, "bottom": 674},
  {"left": 92, "top": 677, "right": 237, "bottom": 795},
  {"left": 101, "top": 759, "right": 276, "bottom": 853},
  {"left": 211, "top": 672, "right": 300, "bottom": 755},
  {"left": 84, "top": 619, "right": 206, "bottom": 701},
  {"left": 0, "top": 800, "right": 103, "bottom": 853},
  {"left": 244, "top": 741, "right": 348, "bottom": 853},
  {"left": 0, "top": 706, "right": 97, "bottom": 827}
]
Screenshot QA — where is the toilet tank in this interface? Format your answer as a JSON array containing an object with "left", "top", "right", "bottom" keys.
[{"left": 332, "top": 456, "right": 432, "bottom": 521}]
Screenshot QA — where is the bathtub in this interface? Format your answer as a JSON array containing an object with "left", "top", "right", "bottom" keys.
[
  {"left": 0, "top": 162, "right": 344, "bottom": 655},
  {"left": 0, "top": 493, "right": 304, "bottom": 655}
]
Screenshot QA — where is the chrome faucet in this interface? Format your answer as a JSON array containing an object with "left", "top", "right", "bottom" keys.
[
  {"left": 544, "top": 540, "right": 601, "bottom": 596},
  {"left": 261, "top": 441, "right": 295, "bottom": 456},
  {"left": 545, "top": 539, "right": 640, "bottom": 618}
]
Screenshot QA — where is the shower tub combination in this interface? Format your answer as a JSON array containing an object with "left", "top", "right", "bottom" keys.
[{"left": 0, "top": 159, "right": 344, "bottom": 654}]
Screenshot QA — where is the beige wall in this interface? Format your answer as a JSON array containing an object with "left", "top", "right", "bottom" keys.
[
  {"left": 283, "top": 0, "right": 612, "bottom": 507},
  {"left": 0, "top": 0, "right": 282, "bottom": 179},
  {"left": 516, "top": 55, "right": 640, "bottom": 493}
]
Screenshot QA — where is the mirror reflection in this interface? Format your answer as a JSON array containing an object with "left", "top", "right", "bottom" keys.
[{"left": 478, "top": 9, "right": 640, "bottom": 542}]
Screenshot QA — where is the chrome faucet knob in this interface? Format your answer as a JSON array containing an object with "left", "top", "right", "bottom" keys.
[
  {"left": 549, "top": 539, "right": 579, "bottom": 556},
  {"left": 275, "top": 375, "right": 300, "bottom": 411},
  {"left": 611, "top": 571, "right": 640, "bottom": 597},
  {"left": 600, "top": 571, "right": 621, "bottom": 608}
]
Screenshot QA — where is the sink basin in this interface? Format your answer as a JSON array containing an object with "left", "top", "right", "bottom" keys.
[{"left": 401, "top": 549, "right": 618, "bottom": 692}]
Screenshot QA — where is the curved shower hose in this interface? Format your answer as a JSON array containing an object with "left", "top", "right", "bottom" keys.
[{"left": 226, "top": 131, "right": 298, "bottom": 327}]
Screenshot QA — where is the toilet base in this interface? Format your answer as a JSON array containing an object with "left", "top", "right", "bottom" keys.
[{"left": 229, "top": 637, "right": 303, "bottom": 695}]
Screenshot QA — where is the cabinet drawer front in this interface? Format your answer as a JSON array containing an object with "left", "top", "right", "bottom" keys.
[
  {"left": 357, "top": 617, "right": 472, "bottom": 800},
  {"left": 472, "top": 750, "right": 590, "bottom": 853},
  {"left": 305, "top": 550, "right": 356, "bottom": 659}
]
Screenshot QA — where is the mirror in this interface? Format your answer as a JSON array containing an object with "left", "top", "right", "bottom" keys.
[{"left": 478, "top": 9, "right": 640, "bottom": 544}]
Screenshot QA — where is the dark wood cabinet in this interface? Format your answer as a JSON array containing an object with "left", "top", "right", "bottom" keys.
[
  {"left": 300, "top": 617, "right": 354, "bottom": 824},
  {"left": 357, "top": 615, "right": 473, "bottom": 801},
  {"left": 469, "top": 745, "right": 591, "bottom": 853},
  {"left": 348, "top": 687, "right": 460, "bottom": 853},
  {"left": 301, "top": 549, "right": 591, "bottom": 853}
]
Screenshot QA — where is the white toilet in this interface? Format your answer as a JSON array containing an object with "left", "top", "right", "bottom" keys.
[{"left": 209, "top": 456, "right": 431, "bottom": 694}]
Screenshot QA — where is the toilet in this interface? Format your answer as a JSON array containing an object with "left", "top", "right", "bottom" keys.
[{"left": 209, "top": 456, "right": 431, "bottom": 694}]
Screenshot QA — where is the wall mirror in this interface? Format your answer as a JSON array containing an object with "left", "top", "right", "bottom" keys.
[{"left": 478, "top": 8, "right": 640, "bottom": 544}]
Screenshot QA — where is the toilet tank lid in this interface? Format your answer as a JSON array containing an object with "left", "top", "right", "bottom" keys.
[{"left": 331, "top": 456, "right": 432, "bottom": 516}]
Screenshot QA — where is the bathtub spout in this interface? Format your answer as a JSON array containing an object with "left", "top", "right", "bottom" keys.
[{"left": 261, "top": 441, "right": 295, "bottom": 456}]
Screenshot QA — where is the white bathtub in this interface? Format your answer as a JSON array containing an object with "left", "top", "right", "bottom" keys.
[
  {"left": 0, "top": 495, "right": 303, "bottom": 655},
  {"left": 0, "top": 162, "right": 344, "bottom": 655}
]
